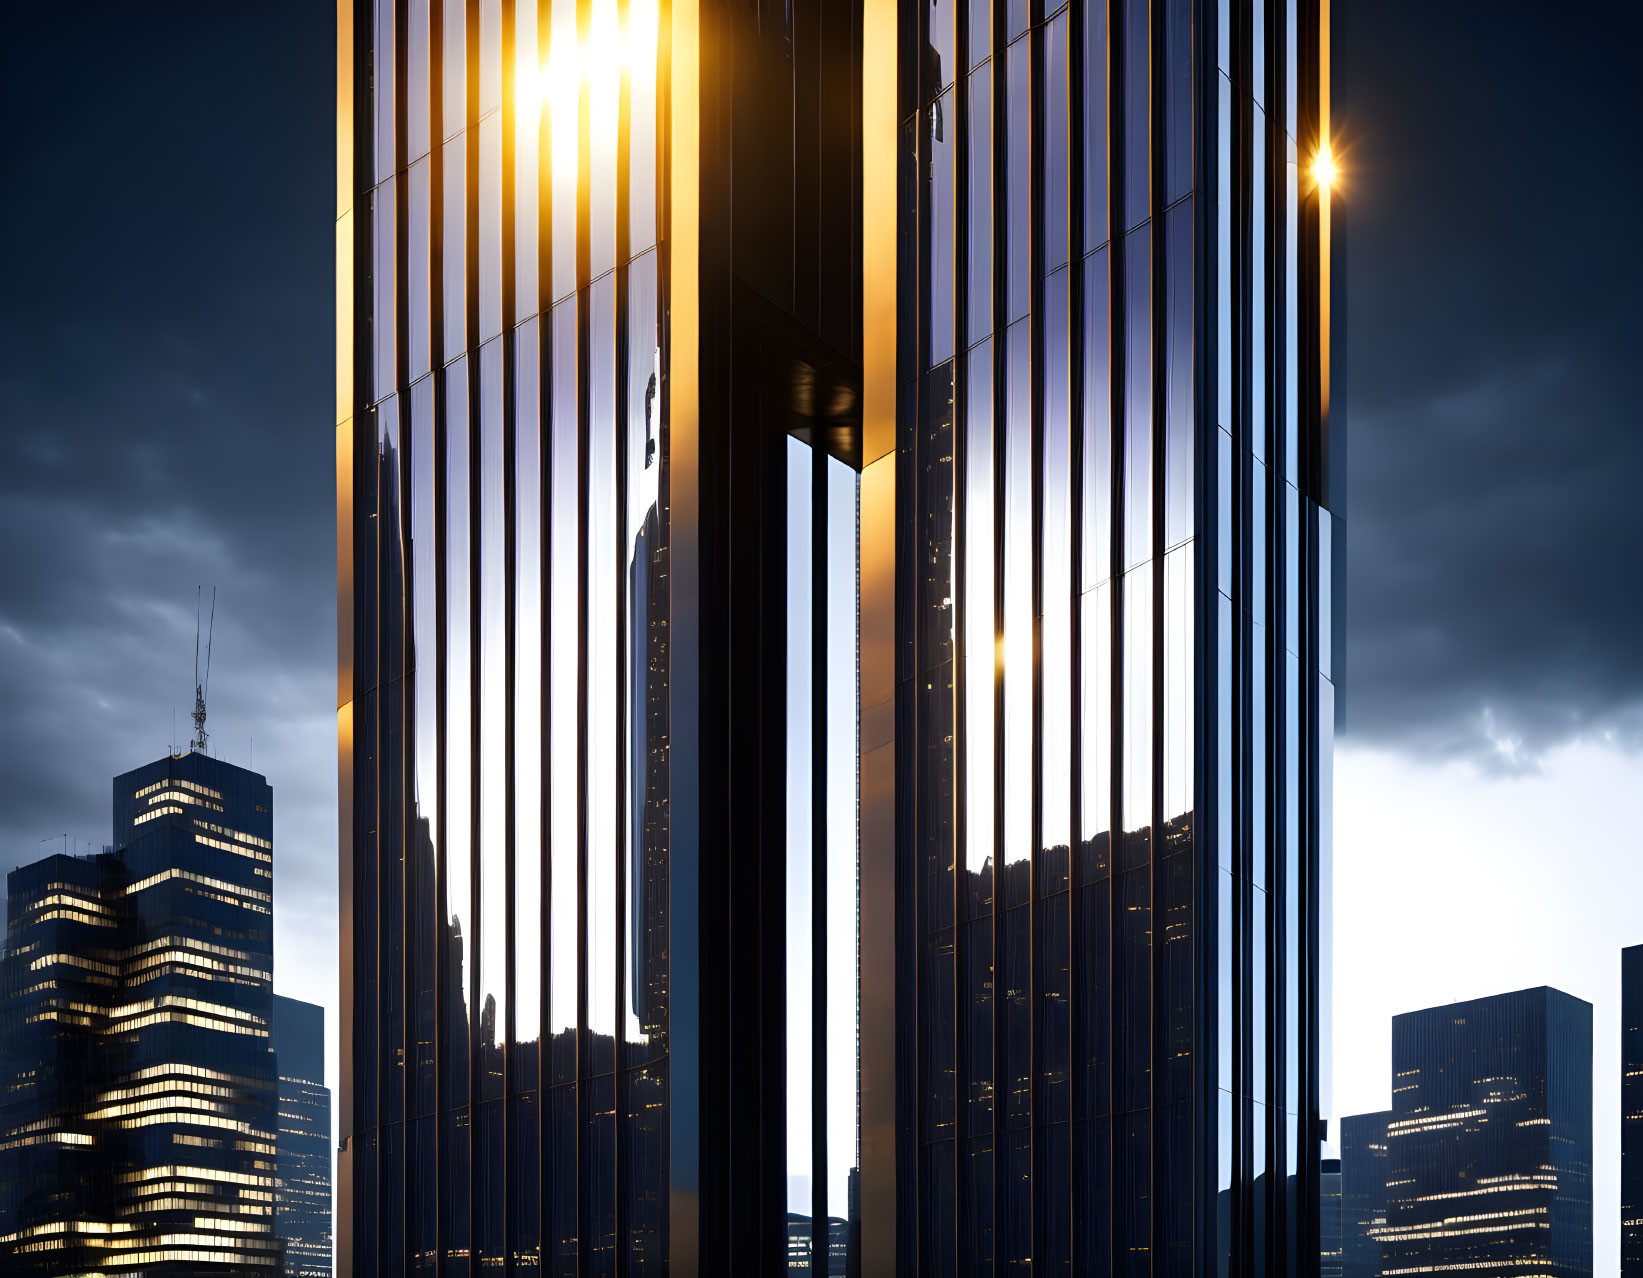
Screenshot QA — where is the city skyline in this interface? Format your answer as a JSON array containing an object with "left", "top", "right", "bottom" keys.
[{"left": 1, "top": 1, "right": 1641, "bottom": 1276}]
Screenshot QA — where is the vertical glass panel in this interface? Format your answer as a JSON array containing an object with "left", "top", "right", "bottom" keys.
[
  {"left": 443, "top": 0, "right": 466, "bottom": 139},
  {"left": 786, "top": 437, "right": 815, "bottom": 1232},
  {"left": 962, "top": 341, "right": 995, "bottom": 917},
  {"left": 1165, "top": 0, "right": 1193, "bottom": 203},
  {"left": 510, "top": 1093, "right": 542, "bottom": 1266},
  {"left": 1252, "top": 885, "right": 1268, "bottom": 1106},
  {"left": 1318, "top": 675, "right": 1334, "bottom": 1123},
  {"left": 588, "top": 0, "right": 621, "bottom": 280},
  {"left": 924, "top": 930, "right": 957, "bottom": 1141},
  {"left": 964, "top": 912, "right": 994, "bottom": 1131},
  {"left": 1216, "top": 593, "right": 1232, "bottom": 874},
  {"left": 1285, "top": 484, "right": 1299, "bottom": 655},
  {"left": 1217, "top": 868, "right": 1233, "bottom": 1089},
  {"left": 1038, "top": 894, "right": 1070, "bottom": 1123},
  {"left": 1284, "top": 651, "right": 1301, "bottom": 1119},
  {"left": 1041, "top": 271, "right": 1072, "bottom": 882},
  {"left": 443, "top": 131, "right": 468, "bottom": 359},
  {"left": 1251, "top": 110, "right": 1267, "bottom": 463},
  {"left": 1318, "top": 510, "right": 1333, "bottom": 681},
  {"left": 962, "top": 1135, "right": 995, "bottom": 1274},
  {"left": 625, "top": 1064, "right": 667, "bottom": 1272},
  {"left": 1286, "top": 0, "right": 1298, "bottom": 139},
  {"left": 1082, "top": 247, "right": 1111, "bottom": 589},
  {"left": 479, "top": 113, "right": 503, "bottom": 341},
  {"left": 1251, "top": 0, "right": 1265, "bottom": 108},
  {"left": 1163, "top": 545, "right": 1193, "bottom": 825},
  {"left": 825, "top": 457, "right": 861, "bottom": 1259},
  {"left": 1079, "top": 582, "right": 1112, "bottom": 883},
  {"left": 968, "top": 0, "right": 990, "bottom": 69},
  {"left": 1251, "top": 617, "right": 1267, "bottom": 892},
  {"left": 374, "top": 177, "right": 398, "bottom": 401},
  {"left": 1165, "top": 199, "right": 1194, "bottom": 548},
  {"left": 630, "top": 0, "right": 660, "bottom": 255},
  {"left": 927, "top": 0, "right": 956, "bottom": 92},
  {"left": 408, "top": 158, "right": 433, "bottom": 382},
  {"left": 1043, "top": 13, "right": 1069, "bottom": 273},
  {"left": 922, "top": 364, "right": 958, "bottom": 673},
  {"left": 411, "top": 1114, "right": 437, "bottom": 1272},
  {"left": 1073, "top": 877, "right": 1111, "bottom": 1112},
  {"left": 383, "top": 1123, "right": 405, "bottom": 1273},
  {"left": 476, "top": 1100, "right": 504, "bottom": 1266},
  {"left": 1122, "top": 225, "right": 1151, "bottom": 570},
  {"left": 549, "top": 1086, "right": 578, "bottom": 1275},
  {"left": 585, "top": 1075, "right": 617, "bottom": 1276},
  {"left": 408, "top": 0, "right": 431, "bottom": 162},
  {"left": 1005, "top": 38, "right": 1031, "bottom": 323},
  {"left": 965, "top": 64, "right": 993, "bottom": 346},
  {"left": 548, "top": 299, "right": 579, "bottom": 1086},
  {"left": 1285, "top": 140, "right": 1299, "bottom": 485},
  {"left": 548, "top": 0, "right": 578, "bottom": 301},
  {"left": 1000, "top": 1128, "right": 1030, "bottom": 1265},
  {"left": 1001, "top": 323, "right": 1032, "bottom": 905},
  {"left": 1122, "top": 0, "right": 1149, "bottom": 230},
  {"left": 444, "top": 355, "right": 473, "bottom": 1101},
  {"left": 1006, "top": 0, "right": 1028, "bottom": 42},
  {"left": 1001, "top": 906, "right": 1029, "bottom": 1127},
  {"left": 374, "top": 0, "right": 397, "bottom": 183},
  {"left": 1216, "top": 75, "right": 1232, "bottom": 434},
  {"left": 1120, "top": 566, "right": 1152, "bottom": 843},
  {"left": 1074, "top": 1116, "right": 1112, "bottom": 1268},
  {"left": 443, "top": 1107, "right": 471, "bottom": 1276},
  {"left": 478, "top": 337, "right": 507, "bottom": 1101},
  {"left": 586, "top": 275, "right": 619, "bottom": 1075},
  {"left": 624, "top": 253, "right": 666, "bottom": 1063},
  {"left": 515, "top": 0, "right": 542, "bottom": 321},
  {"left": 513, "top": 318, "right": 544, "bottom": 1091},
  {"left": 1083, "top": 0, "right": 1110, "bottom": 252},
  {"left": 479, "top": 0, "right": 502, "bottom": 116},
  {"left": 929, "top": 90, "right": 957, "bottom": 370},
  {"left": 1216, "top": 429, "right": 1232, "bottom": 599},
  {"left": 1251, "top": 457, "right": 1267, "bottom": 629},
  {"left": 410, "top": 377, "right": 439, "bottom": 1115}
]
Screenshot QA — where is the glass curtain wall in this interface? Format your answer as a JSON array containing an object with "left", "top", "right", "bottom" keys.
[
  {"left": 902, "top": 0, "right": 1332, "bottom": 1272},
  {"left": 345, "top": 1, "right": 667, "bottom": 1274}
]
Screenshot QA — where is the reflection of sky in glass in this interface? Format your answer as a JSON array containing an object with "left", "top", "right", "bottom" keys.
[
  {"left": 825, "top": 457, "right": 859, "bottom": 1213},
  {"left": 1121, "top": 567, "right": 1152, "bottom": 834},
  {"left": 586, "top": 276, "right": 618, "bottom": 1046},
  {"left": 445, "top": 357, "right": 473, "bottom": 1070},
  {"left": 785, "top": 438, "right": 814, "bottom": 1219},
  {"left": 513, "top": 319, "right": 543, "bottom": 1048},
  {"left": 1041, "top": 274, "right": 1072, "bottom": 854},
  {"left": 964, "top": 342, "right": 994, "bottom": 877},
  {"left": 1163, "top": 545, "right": 1194, "bottom": 823},
  {"left": 479, "top": 340, "right": 508, "bottom": 1070},
  {"left": 548, "top": 301, "right": 579, "bottom": 1044},
  {"left": 1003, "top": 326, "right": 1032, "bottom": 869}
]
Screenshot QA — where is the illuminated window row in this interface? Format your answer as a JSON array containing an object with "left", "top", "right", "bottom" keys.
[
  {"left": 120, "top": 1062, "right": 270, "bottom": 1091},
  {"left": 123, "top": 867, "right": 272, "bottom": 905},
  {"left": 23, "top": 892, "right": 113, "bottom": 916},
  {"left": 134, "top": 804, "right": 187, "bottom": 825},
  {"left": 136, "top": 778, "right": 223, "bottom": 801},
  {"left": 193, "top": 820, "right": 272, "bottom": 850},
  {"left": 0, "top": 1129, "right": 94, "bottom": 1152},
  {"left": 119, "top": 1160, "right": 275, "bottom": 1188},
  {"left": 140, "top": 789, "right": 226, "bottom": 812},
  {"left": 30, "top": 951, "right": 120, "bottom": 976},
  {"left": 194, "top": 833, "right": 274, "bottom": 864},
  {"left": 120, "top": 934, "right": 260, "bottom": 965}
]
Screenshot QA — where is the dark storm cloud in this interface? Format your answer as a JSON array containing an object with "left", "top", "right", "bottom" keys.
[
  {"left": 1344, "top": 0, "right": 1643, "bottom": 768},
  {"left": 0, "top": 4, "right": 336, "bottom": 944}
]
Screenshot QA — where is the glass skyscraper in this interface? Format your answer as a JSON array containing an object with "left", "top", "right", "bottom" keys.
[
  {"left": 1625, "top": 944, "right": 1643, "bottom": 1276},
  {"left": 275, "top": 994, "right": 334, "bottom": 1276},
  {"left": 337, "top": 0, "right": 1343, "bottom": 1273},
  {"left": 1337, "top": 1109, "right": 1388, "bottom": 1278},
  {"left": 1318, "top": 1156, "right": 1341, "bottom": 1278},
  {"left": 1364, "top": 989, "right": 1593, "bottom": 1278},
  {"left": 0, "top": 751, "right": 282, "bottom": 1274}
]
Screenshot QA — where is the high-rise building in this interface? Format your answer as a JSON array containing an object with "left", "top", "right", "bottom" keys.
[
  {"left": 1625, "top": 945, "right": 1643, "bottom": 1276},
  {"left": 1319, "top": 1156, "right": 1342, "bottom": 1278},
  {"left": 1338, "top": 1109, "right": 1390, "bottom": 1278},
  {"left": 275, "top": 994, "right": 333, "bottom": 1276},
  {"left": 0, "top": 751, "right": 282, "bottom": 1274},
  {"left": 336, "top": 0, "right": 1344, "bottom": 1274},
  {"left": 1378, "top": 989, "right": 1593, "bottom": 1278}
]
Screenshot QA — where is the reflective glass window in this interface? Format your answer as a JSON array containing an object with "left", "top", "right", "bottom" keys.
[
  {"left": 629, "top": 0, "right": 660, "bottom": 254},
  {"left": 1043, "top": 13, "right": 1069, "bottom": 273},
  {"left": 1122, "top": 225, "right": 1151, "bottom": 570},
  {"left": 407, "top": 0, "right": 431, "bottom": 162},
  {"left": 1165, "top": 199, "right": 1194, "bottom": 548},
  {"left": 1082, "top": 247, "right": 1112, "bottom": 588},
  {"left": 548, "top": 299, "right": 579, "bottom": 1086},
  {"left": 962, "top": 340, "right": 995, "bottom": 918},
  {"left": 479, "top": 113, "right": 503, "bottom": 341},
  {"left": 408, "top": 158, "right": 432, "bottom": 382},
  {"left": 588, "top": 0, "right": 620, "bottom": 281},
  {"left": 409, "top": 377, "right": 439, "bottom": 1115},
  {"left": 1002, "top": 322, "right": 1032, "bottom": 905},
  {"left": 786, "top": 437, "right": 815, "bottom": 1232},
  {"left": 1122, "top": 0, "right": 1149, "bottom": 230},
  {"left": 443, "top": 132, "right": 468, "bottom": 359},
  {"left": 443, "top": 0, "right": 466, "bottom": 139},
  {"left": 1083, "top": 0, "right": 1109, "bottom": 252},
  {"left": 374, "top": 177, "right": 398, "bottom": 402},
  {"left": 443, "top": 354, "right": 473, "bottom": 1101},
  {"left": 929, "top": 90, "right": 957, "bottom": 369},
  {"left": 513, "top": 317, "right": 544, "bottom": 1091},
  {"left": 1041, "top": 270, "right": 1072, "bottom": 885},
  {"left": 1079, "top": 581, "right": 1112, "bottom": 883},
  {"left": 927, "top": 0, "right": 956, "bottom": 94},
  {"left": 477, "top": 337, "right": 507, "bottom": 1100},
  {"left": 966, "top": 64, "right": 994, "bottom": 346},
  {"left": 374, "top": 0, "right": 397, "bottom": 184},
  {"left": 515, "top": 0, "right": 543, "bottom": 322},
  {"left": 1005, "top": 37, "right": 1031, "bottom": 323}
]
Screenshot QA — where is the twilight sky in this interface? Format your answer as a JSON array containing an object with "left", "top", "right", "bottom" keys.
[{"left": 1, "top": 0, "right": 1640, "bottom": 1266}]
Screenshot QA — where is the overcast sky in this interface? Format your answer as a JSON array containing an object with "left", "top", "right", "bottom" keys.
[{"left": 2, "top": 0, "right": 1640, "bottom": 1268}]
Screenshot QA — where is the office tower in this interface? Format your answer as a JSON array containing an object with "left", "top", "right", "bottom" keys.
[
  {"left": 1319, "top": 1156, "right": 1342, "bottom": 1278},
  {"left": 1378, "top": 989, "right": 1592, "bottom": 1278},
  {"left": 0, "top": 751, "right": 282, "bottom": 1274},
  {"left": 275, "top": 995, "right": 333, "bottom": 1276},
  {"left": 1625, "top": 945, "right": 1643, "bottom": 1276},
  {"left": 1338, "top": 1111, "right": 1389, "bottom": 1278},
  {"left": 336, "top": 0, "right": 1344, "bottom": 1274}
]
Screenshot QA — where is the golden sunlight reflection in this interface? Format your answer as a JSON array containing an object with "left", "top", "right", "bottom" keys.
[{"left": 1312, "top": 140, "right": 1339, "bottom": 193}]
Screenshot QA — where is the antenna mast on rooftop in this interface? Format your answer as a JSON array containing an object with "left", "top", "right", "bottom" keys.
[{"left": 191, "top": 587, "right": 216, "bottom": 754}]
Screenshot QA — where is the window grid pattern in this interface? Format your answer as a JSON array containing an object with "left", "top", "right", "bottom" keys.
[
  {"left": 903, "top": 0, "right": 1331, "bottom": 1273},
  {"left": 347, "top": 1, "right": 668, "bottom": 1275}
]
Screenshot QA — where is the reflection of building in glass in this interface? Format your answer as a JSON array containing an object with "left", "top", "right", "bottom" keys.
[
  {"left": 1339, "top": 1109, "right": 1391, "bottom": 1278},
  {"left": 275, "top": 995, "right": 332, "bottom": 1276},
  {"left": 338, "top": 0, "right": 1343, "bottom": 1273},
  {"left": 1362, "top": 990, "right": 1592, "bottom": 1278},
  {"left": 1625, "top": 944, "right": 1643, "bottom": 1276},
  {"left": 0, "top": 752, "right": 282, "bottom": 1274},
  {"left": 1319, "top": 1156, "right": 1343, "bottom": 1277}
]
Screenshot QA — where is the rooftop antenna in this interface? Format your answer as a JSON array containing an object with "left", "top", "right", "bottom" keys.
[{"left": 191, "top": 587, "right": 217, "bottom": 754}]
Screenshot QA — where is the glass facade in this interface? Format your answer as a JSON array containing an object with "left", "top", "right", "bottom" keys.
[
  {"left": 1318, "top": 1156, "right": 1341, "bottom": 1278},
  {"left": 0, "top": 752, "right": 282, "bottom": 1274},
  {"left": 1337, "top": 1109, "right": 1389, "bottom": 1278},
  {"left": 1359, "top": 990, "right": 1593, "bottom": 1278},
  {"left": 341, "top": 1, "right": 1339, "bottom": 1274},
  {"left": 276, "top": 995, "right": 335, "bottom": 1277},
  {"left": 1625, "top": 944, "right": 1643, "bottom": 1276}
]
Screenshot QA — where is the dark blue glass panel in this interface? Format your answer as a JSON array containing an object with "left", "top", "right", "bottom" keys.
[
  {"left": 1073, "top": 1116, "right": 1112, "bottom": 1272},
  {"left": 510, "top": 1092, "right": 541, "bottom": 1269},
  {"left": 1115, "top": 865, "right": 1150, "bottom": 1113},
  {"left": 924, "top": 928, "right": 957, "bottom": 1142},
  {"left": 966, "top": 64, "right": 994, "bottom": 345},
  {"left": 1117, "top": 1110, "right": 1150, "bottom": 1277},
  {"left": 548, "top": 1086, "right": 577, "bottom": 1277},
  {"left": 383, "top": 1121, "right": 406, "bottom": 1274},
  {"left": 624, "top": 1064, "right": 667, "bottom": 1272},
  {"left": 1165, "top": 0, "right": 1194, "bottom": 202},
  {"left": 1000, "top": 1128, "right": 1031, "bottom": 1266},
  {"left": 411, "top": 1115, "right": 436, "bottom": 1274},
  {"left": 1037, "top": 1119, "right": 1071, "bottom": 1274},
  {"left": 1122, "top": 0, "right": 1149, "bottom": 230},
  {"left": 929, "top": 92, "right": 957, "bottom": 368},
  {"left": 1043, "top": 13, "right": 1070, "bottom": 273},
  {"left": 1001, "top": 904, "right": 1030, "bottom": 1128},
  {"left": 443, "top": 1106, "right": 471, "bottom": 1278},
  {"left": 961, "top": 1135, "right": 995, "bottom": 1276},
  {"left": 585, "top": 1075, "right": 617, "bottom": 1277},
  {"left": 477, "top": 1100, "right": 504, "bottom": 1267},
  {"left": 1074, "top": 878, "right": 1111, "bottom": 1118},
  {"left": 1083, "top": 0, "right": 1110, "bottom": 252},
  {"left": 1038, "top": 892, "right": 1070, "bottom": 1123},
  {"left": 1081, "top": 247, "right": 1111, "bottom": 590},
  {"left": 924, "top": 1139, "right": 958, "bottom": 1275},
  {"left": 1006, "top": 37, "right": 1032, "bottom": 322},
  {"left": 1165, "top": 200, "right": 1195, "bottom": 548},
  {"left": 358, "top": 1128, "right": 379, "bottom": 1276},
  {"left": 1122, "top": 225, "right": 1152, "bottom": 570},
  {"left": 963, "top": 916, "right": 994, "bottom": 1129}
]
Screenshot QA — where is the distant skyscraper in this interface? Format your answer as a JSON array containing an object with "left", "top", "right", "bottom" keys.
[
  {"left": 1319, "top": 1156, "right": 1342, "bottom": 1278},
  {"left": 1624, "top": 945, "right": 1643, "bottom": 1276},
  {"left": 339, "top": 0, "right": 1344, "bottom": 1272},
  {"left": 275, "top": 995, "right": 332, "bottom": 1277},
  {"left": 1339, "top": 1110, "right": 1390, "bottom": 1278},
  {"left": 0, "top": 750, "right": 281, "bottom": 1274},
  {"left": 1378, "top": 988, "right": 1592, "bottom": 1278}
]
